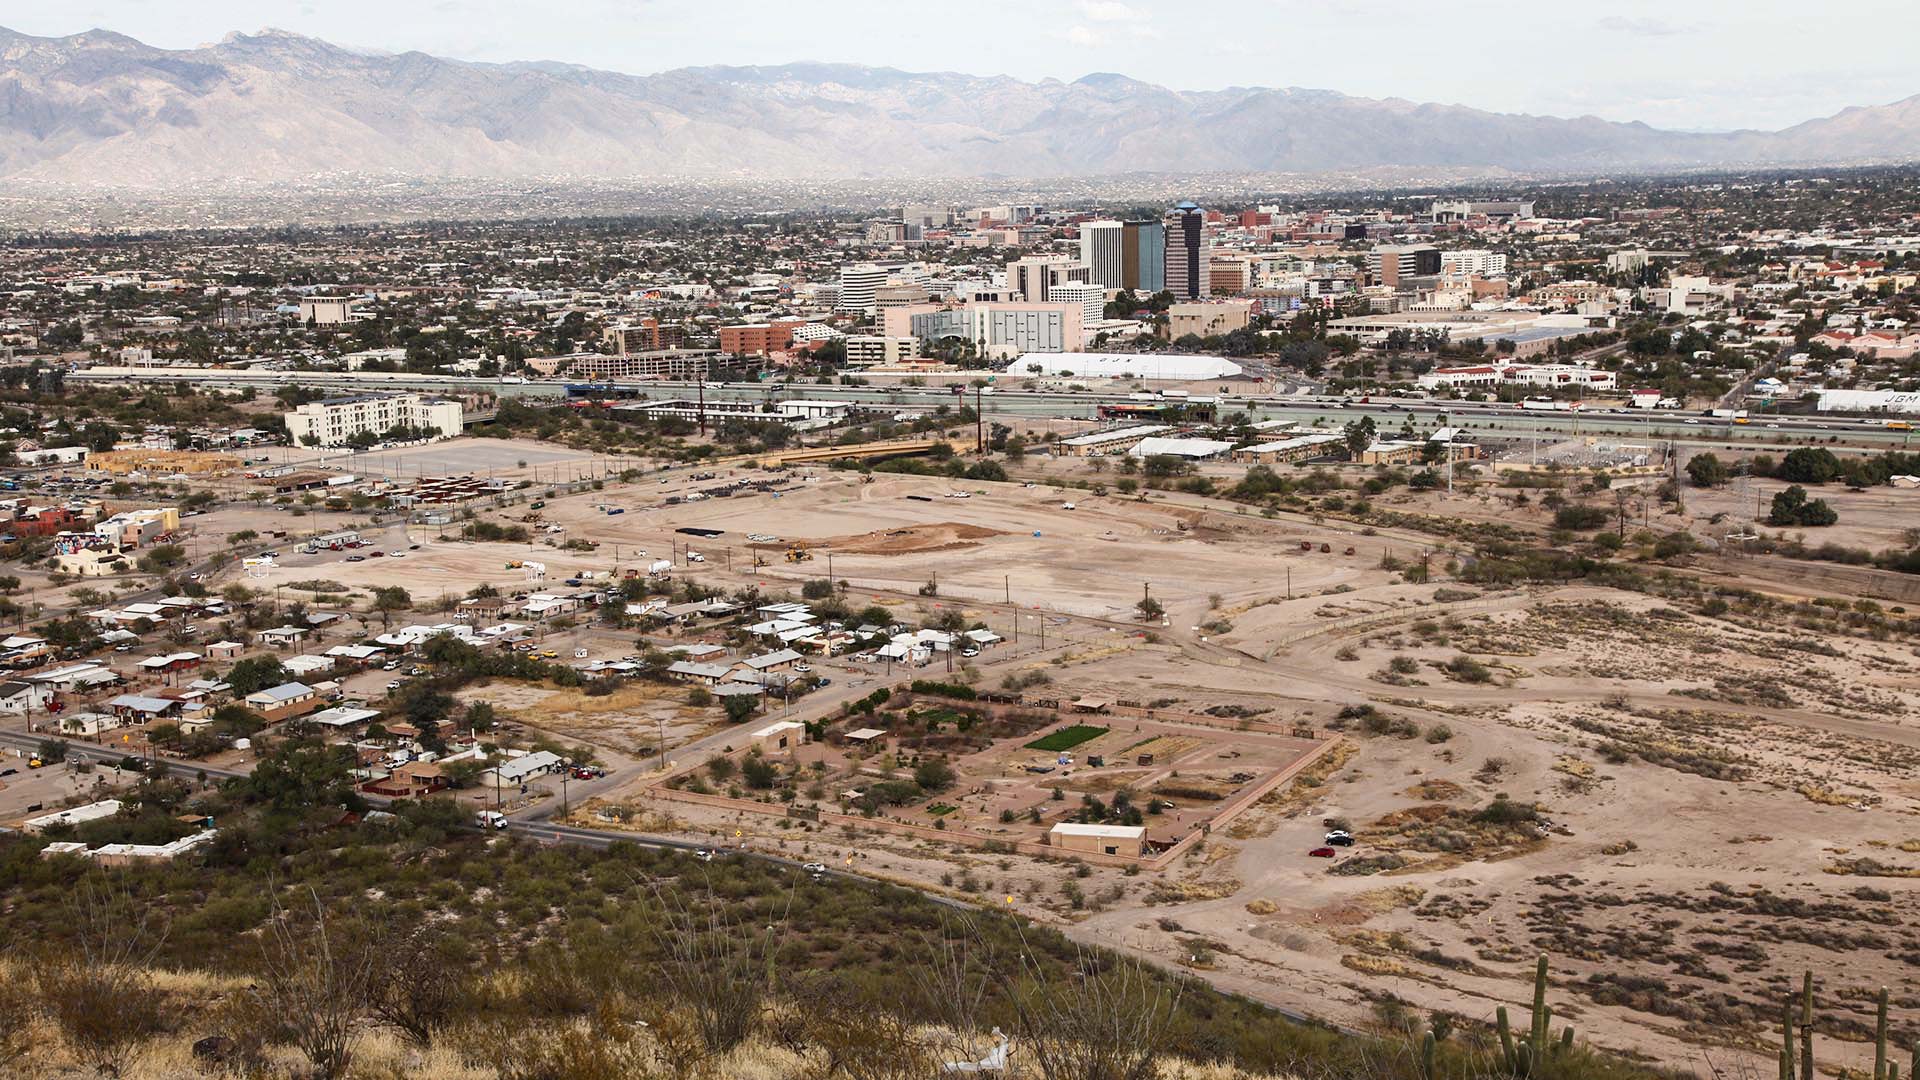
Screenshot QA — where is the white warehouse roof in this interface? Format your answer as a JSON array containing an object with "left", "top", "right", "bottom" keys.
[
  {"left": 1010, "top": 352, "right": 1243, "bottom": 381},
  {"left": 1127, "top": 437, "right": 1234, "bottom": 459}
]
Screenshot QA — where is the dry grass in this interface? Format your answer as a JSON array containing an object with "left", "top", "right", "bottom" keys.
[{"left": 0, "top": 966, "right": 1310, "bottom": 1080}]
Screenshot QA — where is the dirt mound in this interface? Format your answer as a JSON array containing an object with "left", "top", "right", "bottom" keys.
[{"left": 826, "top": 522, "right": 1007, "bottom": 555}]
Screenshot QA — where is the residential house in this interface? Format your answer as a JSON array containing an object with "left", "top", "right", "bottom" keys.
[
  {"left": 243, "top": 682, "right": 319, "bottom": 722},
  {"left": 104, "top": 693, "right": 182, "bottom": 722},
  {"left": 736, "top": 649, "right": 803, "bottom": 674},
  {"left": 667, "top": 660, "right": 732, "bottom": 685},
  {"left": 0, "top": 680, "right": 53, "bottom": 715}
]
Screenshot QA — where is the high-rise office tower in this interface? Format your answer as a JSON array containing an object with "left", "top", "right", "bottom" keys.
[
  {"left": 1079, "top": 221, "right": 1125, "bottom": 294},
  {"left": 1164, "top": 201, "right": 1209, "bottom": 300},
  {"left": 1081, "top": 219, "right": 1164, "bottom": 294}
]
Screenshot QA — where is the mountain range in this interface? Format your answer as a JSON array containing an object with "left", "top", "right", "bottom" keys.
[{"left": 4, "top": 26, "right": 1919, "bottom": 188}]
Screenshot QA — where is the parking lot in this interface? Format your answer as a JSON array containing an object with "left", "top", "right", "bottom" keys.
[{"left": 0, "top": 749, "right": 129, "bottom": 824}]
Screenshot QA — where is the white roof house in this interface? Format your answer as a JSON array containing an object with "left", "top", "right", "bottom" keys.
[
  {"left": 244, "top": 682, "right": 315, "bottom": 707},
  {"left": 308, "top": 706, "right": 381, "bottom": 728},
  {"left": 282, "top": 655, "right": 336, "bottom": 677},
  {"left": 490, "top": 750, "right": 563, "bottom": 784},
  {"left": 24, "top": 799, "right": 122, "bottom": 833}
]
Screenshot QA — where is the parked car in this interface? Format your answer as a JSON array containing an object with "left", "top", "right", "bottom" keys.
[
  {"left": 792, "top": 663, "right": 812, "bottom": 674},
  {"left": 382, "top": 661, "right": 400, "bottom": 671},
  {"left": 802, "top": 862, "right": 827, "bottom": 875},
  {"left": 1309, "top": 846, "right": 1336, "bottom": 858},
  {"left": 345, "top": 555, "right": 365, "bottom": 562},
  {"left": 1325, "top": 831, "right": 1356, "bottom": 847},
  {"left": 692, "top": 848, "right": 715, "bottom": 862},
  {"left": 385, "top": 680, "right": 404, "bottom": 691}
]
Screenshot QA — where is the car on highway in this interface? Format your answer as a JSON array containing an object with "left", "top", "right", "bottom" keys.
[
  {"left": 802, "top": 861, "right": 827, "bottom": 875},
  {"left": 692, "top": 848, "right": 715, "bottom": 862}
]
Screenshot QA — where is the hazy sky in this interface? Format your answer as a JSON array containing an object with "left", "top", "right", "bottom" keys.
[{"left": 6, "top": 0, "right": 1916, "bottom": 131}]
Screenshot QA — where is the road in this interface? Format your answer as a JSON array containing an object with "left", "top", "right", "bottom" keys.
[{"left": 64, "top": 366, "right": 1919, "bottom": 450}]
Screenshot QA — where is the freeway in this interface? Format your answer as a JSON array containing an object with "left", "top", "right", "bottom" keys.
[{"left": 69, "top": 364, "right": 1918, "bottom": 449}]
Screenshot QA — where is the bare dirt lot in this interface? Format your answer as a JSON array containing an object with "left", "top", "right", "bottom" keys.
[{"left": 178, "top": 435, "right": 1920, "bottom": 1072}]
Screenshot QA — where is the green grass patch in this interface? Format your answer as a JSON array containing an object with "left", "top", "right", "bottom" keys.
[
  {"left": 925, "top": 803, "right": 958, "bottom": 816},
  {"left": 1026, "top": 725, "right": 1108, "bottom": 752}
]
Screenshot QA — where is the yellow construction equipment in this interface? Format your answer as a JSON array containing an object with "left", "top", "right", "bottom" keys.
[{"left": 784, "top": 547, "right": 813, "bottom": 563}]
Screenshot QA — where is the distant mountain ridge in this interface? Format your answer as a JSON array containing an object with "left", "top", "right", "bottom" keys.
[{"left": 2, "top": 25, "right": 1918, "bottom": 187}]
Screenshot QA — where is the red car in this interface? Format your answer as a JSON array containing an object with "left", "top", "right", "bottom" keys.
[{"left": 1309, "top": 847, "right": 1336, "bottom": 858}]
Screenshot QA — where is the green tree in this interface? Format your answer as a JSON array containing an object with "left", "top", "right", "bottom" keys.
[
  {"left": 741, "top": 754, "right": 777, "bottom": 789},
  {"left": 723, "top": 694, "right": 758, "bottom": 723},
  {"left": 1768, "top": 485, "right": 1838, "bottom": 527},
  {"left": 1342, "top": 416, "right": 1378, "bottom": 460},
  {"left": 1685, "top": 453, "right": 1731, "bottom": 488},
  {"left": 225, "top": 656, "right": 288, "bottom": 696},
  {"left": 1778, "top": 447, "right": 1842, "bottom": 485},
  {"left": 248, "top": 740, "right": 358, "bottom": 813},
  {"left": 371, "top": 586, "right": 413, "bottom": 628},
  {"left": 913, "top": 759, "right": 955, "bottom": 793}
]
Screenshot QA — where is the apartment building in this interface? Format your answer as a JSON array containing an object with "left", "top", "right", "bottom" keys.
[
  {"left": 1438, "top": 250, "right": 1509, "bottom": 277},
  {"left": 284, "top": 393, "right": 464, "bottom": 448},
  {"left": 719, "top": 318, "right": 807, "bottom": 356},
  {"left": 522, "top": 350, "right": 716, "bottom": 381},
  {"left": 604, "top": 318, "right": 685, "bottom": 353}
]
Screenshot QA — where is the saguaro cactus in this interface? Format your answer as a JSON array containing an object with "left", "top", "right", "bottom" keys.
[
  {"left": 1874, "top": 987, "right": 1890, "bottom": 1080},
  {"left": 1497, "top": 953, "right": 1574, "bottom": 1078},
  {"left": 1801, "top": 973, "right": 1814, "bottom": 1080}
]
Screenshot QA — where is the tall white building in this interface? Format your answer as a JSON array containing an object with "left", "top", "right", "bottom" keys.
[
  {"left": 1079, "top": 221, "right": 1125, "bottom": 295},
  {"left": 285, "top": 393, "right": 464, "bottom": 448},
  {"left": 836, "top": 263, "right": 891, "bottom": 315}
]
